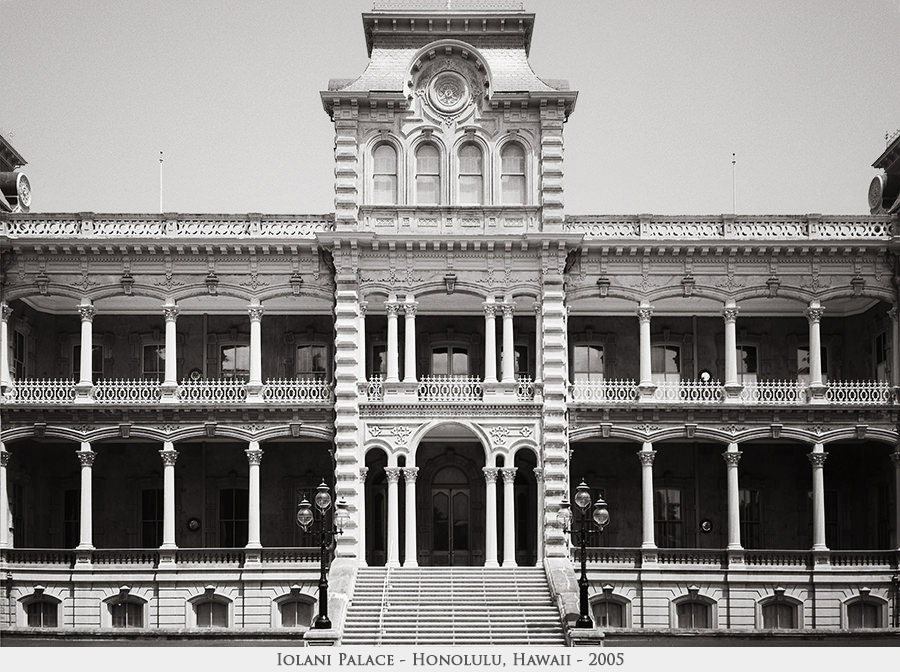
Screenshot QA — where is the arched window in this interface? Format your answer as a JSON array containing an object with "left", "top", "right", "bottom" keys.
[
  {"left": 110, "top": 598, "right": 144, "bottom": 628},
  {"left": 500, "top": 143, "right": 526, "bottom": 205},
  {"left": 25, "top": 599, "right": 59, "bottom": 628},
  {"left": 591, "top": 599, "right": 625, "bottom": 628},
  {"left": 415, "top": 143, "right": 441, "bottom": 205},
  {"left": 372, "top": 144, "right": 398, "bottom": 205},
  {"left": 760, "top": 595, "right": 799, "bottom": 629},
  {"left": 458, "top": 143, "right": 483, "bottom": 205},
  {"left": 676, "top": 599, "right": 711, "bottom": 628},
  {"left": 847, "top": 599, "right": 883, "bottom": 629},
  {"left": 280, "top": 598, "right": 315, "bottom": 628},
  {"left": 195, "top": 599, "right": 229, "bottom": 628}
]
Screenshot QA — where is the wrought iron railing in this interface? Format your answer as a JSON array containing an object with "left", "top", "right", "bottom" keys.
[
  {"left": 739, "top": 380, "right": 806, "bottom": 404},
  {"left": 824, "top": 380, "right": 896, "bottom": 405},
  {"left": 176, "top": 378, "right": 247, "bottom": 403},
  {"left": 652, "top": 380, "right": 724, "bottom": 403},
  {"left": 1, "top": 379, "right": 76, "bottom": 404},
  {"left": 92, "top": 379, "right": 162, "bottom": 404},
  {"left": 417, "top": 375, "right": 484, "bottom": 402},
  {"left": 262, "top": 378, "right": 334, "bottom": 404},
  {"left": 569, "top": 379, "right": 639, "bottom": 403}
]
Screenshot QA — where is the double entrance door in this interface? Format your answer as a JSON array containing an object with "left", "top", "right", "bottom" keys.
[{"left": 431, "top": 485, "right": 470, "bottom": 566}]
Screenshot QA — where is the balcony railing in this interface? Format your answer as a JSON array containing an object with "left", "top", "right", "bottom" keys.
[
  {"left": 92, "top": 379, "right": 162, "bottom": 404},
  {"left": 358, "top": 205, "right": 541, "bottom": 235},
  {"left": 262, "top": 378, "right": 334, "bottom": 403},
  {"left": 176, "top": 378, "right": 247, "bottom": 403},
  {"left": 568, "top": 379, "right": 897, "bottom": 407},
  {"left": 417, "top": 375, "right": 484, "bottom": 402},
  {"left": 565, "top": 214, "right": 896, "bottom": 240},
  {"left": 1, "top": 379, "right": 75, "bottom": 404},
  {"left": 0, "top": 547, "right": 321, "bottom": 569},
  {"left": 581, "top": 547, "right": 900, "bottom": 570}
]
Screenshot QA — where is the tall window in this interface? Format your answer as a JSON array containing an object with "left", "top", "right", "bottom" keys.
[
  {"left": 280, "top": 599, "right": 314, "bottom": 628},
  {"left": 874, "top": 332, "right": 890, "bottom": 382},
  {"left": 847, "top": 600, "right": 881, "bottom": 629},
  {"left": 370, "top": 343, "right": 387, "bottom": 378},
  {"left": 737, "top": 345, "right": 758, "bottom": 384},
  {"left": 296, "top": 344, "right": 328, "bottom": 380},
  {"left": 220, "top": 344, "right": 250, "bottom": 380},
  {"left": 651, "top": 345, "right": 681, "bottom": 384},
  {"left": 64, "top": 489, "right": 80, "bottom": 548},
  {"left": 654, "top": 487, "right": 683, "bottom": 547},
  {"left": 797, "top": 345, "right": 828, "bottom": 384},
  {"left": 592, "top": 599, "right": 625, "bottom": 627},
  {"left": 431, "top": 346, "right": 469, "bottom": 376},
  {"left": 761, "top": 600, "right": 797, "bottom": 629},
  {"left": 142, "top": 344, "right": 165, "bottom": 381},
  {"left": 219, "top": 488, "right": 248, "bottom": 547},
  {"left": 372, "top": 144, "right": 398, "bottom": 204},
  {"left": 72, "top": 344, "right": 103, "bottom": 381},
  {"left": 12, "top": 330, "right": 25, "bottom": 379},
  {"left": 26, "top": 600, "right": 58, "bottom": 628},
  {"left": 500, "top": 143, "right": 526, "bottom": 205},
  {"left": 739, "top": 488, "right": 762, "bottom": 549},
  {"left": 676, "top": 600, "right": 710, "bottom": 628},
  {"left": 458, "top": 143, "right": 483, "bottom": 205},
  {"left": 572, "top": 344, "right": 604, "bottom": 382},
  {"left": 195, "top": 600, "right": 228, "bottom": 628},
  {"left": 415, "top": 143, "right": 440, "bottom": 205},
  {"left": 141, "top": 488, "right": 164, "bottom": 548},
  {"left": 110, "top": 599, "right": 144, "bottom": 628}
]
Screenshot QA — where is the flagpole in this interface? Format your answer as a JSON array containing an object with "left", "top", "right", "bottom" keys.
[
  {"left": 731, "top": 152, "right": 736, "bottom": 215},
  {"left": 159, "top": 151, "right": 164, "bottom": 213}
]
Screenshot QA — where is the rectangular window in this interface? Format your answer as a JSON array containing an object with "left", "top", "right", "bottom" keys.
[
  {"left": 739, "top": 488, "right": 762, "bottom": 549},
  {"left": 370, "top": 344, "right": 387, "bottom": 378},
  {"left": 875, "top": 332, "right": 890, "bottom": 382},
  {"left": 26, "top": 601, "right": 58, "bottom": 628},
  {"left": 651, "top": 345, "right": 681, "bottom": 384},
  {"left": 572, "top": 344, "right": 604, "bottom": 382},
  {"left": 142, "top": 344, "right": 165, "bottom": 381},
  {"left": 431, "top": 346, "right": 469, "bottom": 376},
  {"left": 141, "top": 488, "right": 164, "bottom": 548},
  {"left": 296, "top": 344, "right": 328, "bottom": 380},
  {"left": 220, "top": 344, "right": 250, "bottom": 380},
  {"left": 654, "top": 487, "right": 683, "bottom": 548},
  {"left": 12, "top": 330, "right": 25, "bottom": 379},
  {"left": 63, "top": 489, "right": 80, "bottom": 548},
  {"left": 219, "top": 488, "right": 248, "bottom": 547},
  {"left": 737, "top": 345, "right": 758, "bottom": 384},
  {"left": 72, "top": 345, "right": 103, "bottom": 381},
  {"left": 797, "top": 346, "right": 828, "bottom": 384}
]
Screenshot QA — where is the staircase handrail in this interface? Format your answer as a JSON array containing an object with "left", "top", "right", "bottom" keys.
[{"left": 376, "top": 566, "right": 391, "bottom": 646}]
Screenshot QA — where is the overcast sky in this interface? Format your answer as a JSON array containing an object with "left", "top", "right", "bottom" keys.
[{"left": 2, "top": 0, "right": 899, "bottom": 216}]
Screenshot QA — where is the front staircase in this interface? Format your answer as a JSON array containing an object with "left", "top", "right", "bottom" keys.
[{"left": 341, "top": 567, "right": 567, "bottom": 645}]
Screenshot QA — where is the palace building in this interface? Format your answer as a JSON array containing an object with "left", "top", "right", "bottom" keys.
[{"left": 1, "top": 0, "right": 899, "bottom": 645}]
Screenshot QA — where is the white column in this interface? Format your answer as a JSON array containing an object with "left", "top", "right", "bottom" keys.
[
  {"left": 385, "top": 467, "right": 401, "bottom": 567},
  {"left": 637, "top": 302, "right": 654, "bottom": 387},
  {"left": 534, "top": 303, "right": 543, "bottom": 383},
  {"left": 889, "top": 307, "right": 900, "bottom": 388},
  {"left": 483, "top": 300, "right": 498, "bottom": 384},
  {"left": 723, "top": 301, "right": 740, "bottom": 390},
  {"left": 403, "top": 297, "right": 417, "bottom": 384},
  {"left": 77, "top": 302, "right": 96, "bottom": 386},
  {"left": 723, "top": 443, "right": 742, "bottom": 550},
  {"left": 808, "top": 443, "right": 828, "bottom": 551},
  {"left": 162, "top": 302, "right": 179, "bottom": 394},
  {"left": 806, "top": 300, "right": 825, "bottom": 388},
  {"left": 159, "top": 442, "right": 178, "bottom": 549},
  {"left": 501, "top": 466, "right": 517, "bottom": 567},
  {"left": 533, "top": 467, "right": 544, "bottom": 562},
  {"left": 76, "top": 442, "right": 96, "bottom": 550},
  {"left": 358, "top": 467, "right": 369, "bottom": 566},
  {"left": 892, "top": 450, "right": 900, "bottom": 551},
  {"left": 0, "top": 443, "right": 9, "bottom": 549},
  {"left": 245, "top": 441, "right": 263, "bottom": 549},
  {"left": 501, "top": 300, "right": 516, "bottom": 383},
  {"left": 638, "top": 442, "right": 657, "bottom": 549},
  {"left": 1, "top": 304, "right": 12, "bottom": 390},
  {"left": 483, "top": 467, "right": 499, "bottom": 567},
  {"left": 386, "top": 298, "right": 400, "bottom": 383},
  {"left": 402, "top": 466, "right": 419, "bottom": 567},
  {"left": 247, "top": 301, "right": 264, "bottom": 392},
  {"left": 358, "top": 302, "right": 368, "bottom": 382}
]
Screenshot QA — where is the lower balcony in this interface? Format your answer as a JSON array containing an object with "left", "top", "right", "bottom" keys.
[
  {"left": 365, "top": 374, "right": 537, "bottom": 403},
  {"left": 0, "top": 547, "right": 321, "bottom": 569}
]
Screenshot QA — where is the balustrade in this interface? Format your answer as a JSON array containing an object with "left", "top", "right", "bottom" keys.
[
  {"left": 417, "top": 375, "right": 484, "bottom": 402},
  {"left": 366, "top": 375, "right": 385, "bottom": 401},
  {"left": 0, "top": 547, "right": 320, "bottom": 569},
  {"left": 652, "top": 380, "right": 724, "bottom": 403},
  {"left": 176, "top": 378, "right": 247, "bottom": 403},
  {"left": 262, "top": 378, "right": 334, "bottom": 404},
  {"left": 569, "top": 379, "right": 639, "bottom": 403},
  {"left": 739, "top": 380, "right": 806, "bottom": 404},
  {"left": 515, "top": 375, "right": 536, "bottom": 401},
  {"left": 92, "top": 379, "right": 162, "bottom": 404},
  {"left": 824, "top": 380, "right": 896, "bottom": 405}
]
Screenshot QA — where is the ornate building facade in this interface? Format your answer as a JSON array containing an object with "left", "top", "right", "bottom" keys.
[{"left": 1, "top": 0, "right": 899, "bottom": 645}]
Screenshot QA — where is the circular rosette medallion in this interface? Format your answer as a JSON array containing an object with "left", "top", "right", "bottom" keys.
[{"left": 427, "top": 71, "right": 470, "bottom": 115}]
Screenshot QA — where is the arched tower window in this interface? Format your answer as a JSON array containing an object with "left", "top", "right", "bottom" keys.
[
  {"left": 500, "top": 143, "right": 527, "bottom": 205},
  {"left": 372, "top": 144, "right": 398, "bottom": 205},
  {"left": 415, "top": 143, "right": 441, "bottom": 205},
  {"left": 458, "top": 143, "right": 483, "bottom": 205}
]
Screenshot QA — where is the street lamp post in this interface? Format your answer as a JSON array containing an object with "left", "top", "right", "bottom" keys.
[
  {"left": 557, "top": 479, "right": 610, "bottom": 629},
  {"left": 296, "top": 480, "right": 350, "bottom": 629}
]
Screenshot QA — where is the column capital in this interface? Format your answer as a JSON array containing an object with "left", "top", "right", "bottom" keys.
[
  {"left": 1, "top": 304, "right": 12, "bottom": 322},
  {"left": 891, "top": 451, "right": 900, "bottom": 465},
  {"left": 501, "top": 304, "right": 515, "bottom": 318},
  {"left": 77, "top": 449, "right": 97, "bottom": 467},
  {"left": 722, "top": 449, "right": 743, "bottom": 466},
  {"left": 636, "top": 303, "right": 654, "bottom": 323},
  {"left": 404, "top": 302, "right": 418, "bottom": 317},
  {"left": 483, "top": 302, "right": 497, "bottom": 318},
  {"left": 888, "top": 306, "right": 899, "bottom": 322},
  {"left": 805, "top": 304, "right": 825, "bottom": 323},
  {"left": 159, "top": 448, "right": 178, "bottom": 466},
  {"left": 722, "top": 304, "right": 740, "bottom": 323},
  {"left": 500, "top": 466, "right": 517, "bottom": 483},
  {"left": 248, "top": 304, "right": 264, "bottom": 322},
  {"left": 245, "top": 445, "right": 264, "bottom": 465},
  {"left": 162, "top": 305, "right": 180, "bottom": 322},
  {"left": 359, "top": 466, "right": 370, "bottom": 482},
  {"left": 532, "top": 467, "right": 544, "bottom": 482},
  {"left": 637, "top": 449, "right": 657, "bottom": 466},
  {"left": 401, "top": 466, "right": 419, "bottom": 483},
  {"left": 807, "top": 451, "right": 828, "bottom": 467},
  {"left": 384, "top": 466, "right": 402, "bottom": 483},
  {"left": 0, "top": 447, "right": 9, "bottom": 468},
  {"left": 77, "top": 303, "right": 96, "bottom": 322},
  {"left": 483, "top": 466, "right": 499, "bottom": 483},
  {"left": 386, "top": 302, "right": 401, "bottom": 318},
  {"left": 534, "top": 302, "right": 543, "bottom": 317},
  {"left": 359, "top": 301, "right": 368, "bottom": 317}
]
